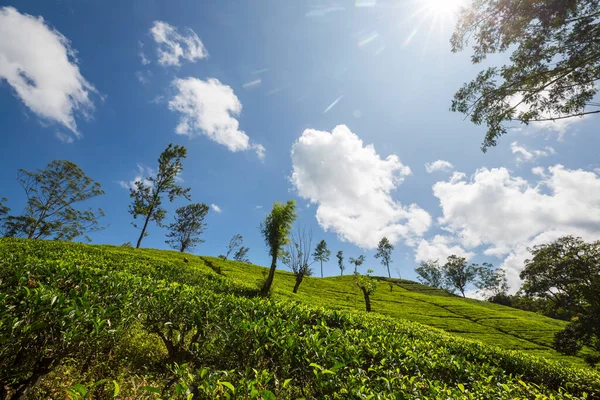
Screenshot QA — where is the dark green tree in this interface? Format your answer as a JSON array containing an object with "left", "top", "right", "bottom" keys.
[
  {"left": 165, "top": 203, "right": 209, "bottom": 253},
  {"left": 415, "top": 260, "right": 445, "bottom": 289},
  {"left": 451, "top": 0, "right": 600, "bottom": 150},
  {"left": 129, "top": 144, "right": 190, "bottom": 248},
  {"left": 0, "top": 197, "right": 9, "bottom": 236},
  {"left": 443, "top": 255, "right": 478, "bottom": 297},
  {"left": 375, "top": 237, "right": 394, "bottom": 278},
  {"left": 475, "top": 262, "right": 509, "bottom": 299},
  {"left": 313, "top": 239, "right": 331, "bottom": 278},
  {"left": 233, "top": 246, "right": 251, "bottom": 263},
  {"left": 260, "top": 200, "right": 297, "bottom": 295},
  {"left": 4, "top": 160, "right": 104, "bottom": 241},
  {"left": 221, "top": 234, "right": 243, "bottom": 260},
  {"left": 336, "top": 250, "right": 345, "bottom": 276},
  {"left": 280, "top": 228, "right": 314, "bottom": 293},
  {"left": 354, "top": 269, "right": 378, "bottom": 312},
  {"left": 521, "top": 236, "right": 600, "bottom": 367},
  {"left": 349, "top": 255, "right": 365, "bottom": 274}
]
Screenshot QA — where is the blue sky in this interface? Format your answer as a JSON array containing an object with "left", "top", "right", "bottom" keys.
[{"left": 1, "top": 0, "right": 599, "bottom": 293}]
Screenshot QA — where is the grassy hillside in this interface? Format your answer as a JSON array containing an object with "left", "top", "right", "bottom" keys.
[{"left": 1, "top": 239, "right": 599, "bottom": 399}]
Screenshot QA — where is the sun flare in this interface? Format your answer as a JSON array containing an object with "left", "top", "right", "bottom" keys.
[{"left": 422, "top": 0, "right": 465, "bottom": 18}]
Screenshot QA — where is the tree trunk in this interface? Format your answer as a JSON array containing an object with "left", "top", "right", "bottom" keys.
[
  {"left": 293, "top": 273, "right": 303, "bottom": 293},
  {"left": 261, "top": 254, "right": 278, "bottom": 296},
  {"left": 136, "top": 208, "right": 153, "bottom": 249},
  {"left": 321, "top": 260, "right": 323, "bottom": 278},
  {"left": 361, "top": 287, "right": 371, "bottom": 312},
  {"left": 387, "top": 264, "right": 391, "bottom": 278}
]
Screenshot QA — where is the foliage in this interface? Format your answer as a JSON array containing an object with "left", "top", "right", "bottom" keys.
[
  {"left": 1, "top": 239, "right": 599, "bottom": 399},
  {"left": 3, "top": 160, "right": 105, "bottom": 242},
  {"left": 443, "top": 255, "right": 479, "bottom": 297},
  {"left": 165, "top": 203, "right": 209, "bottom": 253},
  {"left": 260, "top": 200, "right": 296, "bottom": 296},
  {"left": 375, "top": 237, "right": 394, "bottom": 278},
  {"left": 521, "top": 236, "right": 600, "bottom": 367},
  {"left": 129, "top": 144, "right": 190, "bottom": 248},
  {"left": 354, "top": 269, "right": 378, "bottom": 312},
  {"left": 451, "top": 0, "right": 600, "bottom": 150},
  {"left": 489, "top": 292, "right": 576, "bottom": 321},
  {"left": 349, "top": 254, "right": 365, "bottom": 274},
  {"left": 415, "top": 260, "right": 446, "bottom": 289},
  {"left": 279, "top": 228, "right": 314, "bottom": 293},
  {"left": 336, "top": 250, "right": 344, "bottom": 276},
  {"left": 233, "top": 245, "right": 250, "bottom": 263},
  {"left": 0, "top": 197, "right": 9, "bottom": 236},
  {"left": 312, "top": 239, "right": 331, "bottom": 278},
  {"left": 475, "top": 262, "right": 509, "bottom": 299},
  {"left": 221, "top": 234, "right": 243, "bottom": 260}
]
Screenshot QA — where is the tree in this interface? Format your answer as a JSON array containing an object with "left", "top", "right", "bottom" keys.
[
  {"left": 520, "top": 236, "right": 600, "bottom": 367},
  {"left": 475, "top": 262, "right": 509, "bottom": 299},
  {"left": 165, "top": 203, "right": 209, "bottom": 253},
  {"left": 4, "top": 160, "right": 105, "bottom": 241},
  {"left": 415, "top": 260, "right": 445, "bottom": 289},
  {"left": 349, "top": 255, "right": 365, "bottom": 274},
  {"left": 313, "top": 239, "right": 331, "bottom": 278},
  {"left": 336, "top": 250, "right": 345, "bottom": 276},
  {"left": 233, "top": 246, "right": 251, "bottom": 263},
  {"left": 129, "top": 144, "right": 190, "bottom": 248},
  {"left": 443, "top": 255, "right": 478, "bottom": 297},
  {"left": 260, "top": 200, "right": 297, "bottom": 296},
  {"left": 451, "top": 0, "right": 600, "bottom": 151},
  {"left": 222, "top": 234, "right": 243, "bottom": 260},
  {"left": 280, "top": 228, "right": 314, "bottom": 293},
  {"left": 375, "top": 237, "right": 394, "bottom": 278},
  {"left": 0, "top": 197, "right": 9, "bottom": 236},
  {"left": 354, "top": 269, "right": 377, "bottom": 312}
]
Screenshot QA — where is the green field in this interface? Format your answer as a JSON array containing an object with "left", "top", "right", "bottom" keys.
[{"left": 1, "top": 238, "right": 599, "bottom": 399}]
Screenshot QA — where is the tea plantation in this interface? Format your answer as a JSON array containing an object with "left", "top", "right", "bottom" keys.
[{"left": 1, "top": 238, "right": 599, "bottom": 399}]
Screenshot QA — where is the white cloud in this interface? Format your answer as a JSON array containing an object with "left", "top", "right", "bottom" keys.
[
  {"left": 414, "top": 235, "right": 475, "bottom": 263},
  {"left": 510, "top": 141, "right": 556, "bottom": 164},
  {"left": 138, "top": 41, "right": 150, "bottom": 65},
  {"left": 117, "top": 164, "right": 154, "bottom": 190},
  {"left": 291, "top": 125, "right": 431, "bottom": 248},
  {"left": 150, "top": 21, "right": 207, "bottom": 67},
  {"left": 168, "top": 77, "right": 265, "bottom": 158},
  {"left": 135, "top": 70, "right": 151, "bottom": 84},
  {"left": 255, "top": 205, "right": 263, "bottom": 209},
  {"left": 0, "top": 7, "right": 97, "bottom": 139},
  {"left": 431, "top": 165, "right": 600, "bottom": 289},
  {"left": 425, "top": 160, "right": 454, "bottom": 173},
  {"left": 210, "top": 204, "right": 222, "bottom": 213}
]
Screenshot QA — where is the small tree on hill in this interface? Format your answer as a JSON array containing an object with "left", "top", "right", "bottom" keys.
[
  {"left": 222, "top": 234, "right": 243, "bottom": 260},
  {"left": 129, "top": 144, "right": 190, "bottom": 248},
  {"left": 165, "top": 203, "right": 209, "bottom": 253},
  {"left": 349, "top": 255, "right": 365, "bottom": 274},
  {"left": 336, "top": 250, "right": 345, "bottom": 276},
  {"left": 313, "top": 239, "right": 331, "bottom": 278},
  {"left": 280, "top": 228, "right": 314, "bottom": 293},
  {"left": 475, "top": 263, "right": 508, "bottom": 299},
  {"left": 4, "top": 160, "right": 105, "bottom": 242},
  {"left": 260, "top": 200, "right": 296, "bottom": 296},
  {"left": 375, "top": 237, "right": 394, "bottom": 278},
  {"left": 233, "top": 246, "right": 251, "bottom": 263},
  {"left": 355, "top": 269, "right": 377, "bottom": 312},
  {"left": 415, "top": 260, "right": 445, "bottom": 288},
  {"left": 443, "top": 255, "right": 478, "bottom": 297}
]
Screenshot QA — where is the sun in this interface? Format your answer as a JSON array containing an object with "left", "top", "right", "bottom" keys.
[{"left": 421, "top": 0, "right": 465, "bottom": 17}]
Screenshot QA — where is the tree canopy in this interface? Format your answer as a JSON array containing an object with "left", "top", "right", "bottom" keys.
[
  {"left": 129, "top": 144, "right": 190, "bottom": 248},
  {"left": 3, "top": 160, "right": 105, "bottom": 242},
  {"left": 260, "top": 200, "right": 297, "bottom": 295},
  {"left": 222, "top": 234, "right": 244, "bottom": 260},
  {"left": 280, "top": 228, "right": 314, "bottom": 293},
  {"left": 451, "top": 0, "right": 600, "bottom": 150},
  {"left": 165, "top": 203, "right": 209, "bottom": 253},
  {"left": 375, "top": 237, "right": 394, "bottom": 278},
  {"left": 521, "top": 236, "right": 600, "bottom": 366},
  {"left": 313, "top": 239, "right": 331, "bottom": 278},
  {"left": 336, "top": 250, "right": 345, "bottom": 276},
  {"left": 349, "top": 255, "right": 365, "bottom": 274}
]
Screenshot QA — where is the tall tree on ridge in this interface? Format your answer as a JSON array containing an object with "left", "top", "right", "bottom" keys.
[
  {"left": 336, "top": 250, "right": 345, "bottom": 276},
  {"left": 260, "top": 200, "right": 296, "bottom": 296},
  {"left": 375, "top": 237, "right": 394, "bottom": 278},
  {"left": 280, "top": 227, "right": 314, "bottom": 293},
  {"left": 4, "top": 160, "right": 105, "bottom": 242},
  {"left": 129, "top": 144, "right": 190, "bottom": 248},
  {"left": 349, "top": 255, "right": 365, "bottom": 274},
  {"left": 313, "top": 239, "right": 331, "bottom": 278}
]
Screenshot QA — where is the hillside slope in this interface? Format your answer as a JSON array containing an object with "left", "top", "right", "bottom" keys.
[{"left": 1, "top": 239, "right": 599, "bottom": 399}]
